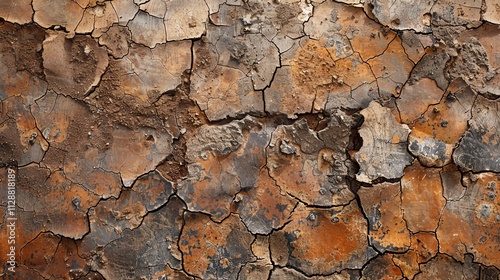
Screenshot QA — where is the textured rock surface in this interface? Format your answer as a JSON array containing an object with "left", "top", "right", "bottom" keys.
[{"left": 1, "top": 0, "right": 500, "bottom": 279}]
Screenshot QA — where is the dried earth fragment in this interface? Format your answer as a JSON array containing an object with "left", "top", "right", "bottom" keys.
[
  {"left": 484, "top": 0, "right": 500, "bottom": 24},
  {"left": 0, "top": 0, "right": 33, "bottom": 24},
  {"left": 414, "top": 254, "right": 481, "bottom": 280},
  {"left": 453, "top": 95, "right": 500, "bottom": 172},
  {"left": 164, "top": 0, "right": 208, "bottom": 41},
  {"left": 401, "top": 160, "right": 446, "bottom": 233},
  {"left": 42, "top": 31, "right": 109, "bottom": 99},
  {"left": 407, "top": 78, "right": 476, "bottom": 167},
  {"left": 127, "top": 11, "right": 166, "bottom": 48},
  {"left": 95, "top": 197, "right": 185, "bottom": 280},
  {"left": 392, "top": 232, "right": 439, "bottom": 278},
  {"left": 178, "top": 117, "right": 271, "bottom": 221},
  {"left": 364, "top": 0, "right": 433, "bottom": 33},
  {"left": 358, "top": 182, "right": 411, "bottom": 253},
  {"left": 361, "top": 254, "right": 403, "bottom": 280},
  {"left": 355, "top": 101, "right": 413, "bottom": 183},
  {"left": 267, "top": 118, "right": 355, "bottom": 206},
  {"left": 437, "top": 173, "right": 500, "bottom": 268},
  {"left": 179, "top": 213, "right": 255, "bottom": 280},
  {"left": 270, "top": 202, "right": 377, "bottom": 275},
  {"left": 33, "top": 0, "right": 84, "bottom": 31}
]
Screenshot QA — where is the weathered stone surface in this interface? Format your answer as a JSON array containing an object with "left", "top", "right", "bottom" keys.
[
  {"left": 269, "top": 267, "right": 358, "bottom": 280},
  {"left": 22, "top": 234, "right": 89, "bottom": 279},
  {"left": 414, "top": 254, "right": 480, "bottom": 280},
  {"left": 408, "top": 49, "right": 450, "bottom": 90},
  {"left": 431, "top": 0, "right": 482, "bottom": 27},
  {"left": 98, "top": 24, "right": 132, "bottom": 59},
  {"left": 81, "top": 171, "right": 173, "bottom": 252},
  {"left": 32, "top": 91, "right": 171, "bottom": 189},
  {"left": 179, "top": 213, "right": 255, "bottom": 279},
  {"left": 0, "top": 0, "right": 33, "bottom": 24},
  {"left": 96, "top": 197, "right": 185, "bottom": 279},
  {"left": 441, "top": 163, "right": 466, "bottom": 201},
  {"left": 361, "top": 254, "right": 403, "bottom": 280},
  {"left": 235, "top": 168, "right": 296, "bottom": 235},
  {"left": 358, "top": 182, "right": 411, "bottom": 253},
  {"left": 401, "top": 160, "right": 446, "bottom": 232},
  {"left": 484, "top": 0, "right": 500, "bottom": 24},
  {"left": 127, "top": 10, "right": 166, "bottom": 47},
  {"left": 364, "top": 0, "right": 432, "bottom": 33},
  {"left": 33, "top": 0, "right": 84, "bottom": 31},
  {"left": 178, "top": 117, "right": 270, "bottom": 221},
  {"left": 400, "top": 31, "right": 433, "bottom": 64},
  {"left": 164, "top": 0, "right": 208, "bottom": 41},
  {"left": 305, "top": 1, "right": 396, "bottom": 61},
  {"left": 43, "top": 31, "right": 109, "bottom": 99},
  {"left": 111, "top": 0, "right": 139, "bottom": 25},
  {"left": 267, "top": 118, "right": 355, "bottom": 206},
  {"left": 15, "top": 166, "right": 100, "bottom": 239},
  {"left": 453, "top": 96, "right": 500, "bottom": 172},
  {"left": 76, "top": 1, "right": 118, "bottom": 37},
  {"left": 266, "top": 37, "right": 377, "bottom": 118},
  {"left": 270, "top": 202, "right": 377, "bottom": 275},
  {"left": 190, "top": 37, "right": 264, "bottom": 121},
  {"left": 392, "top": 232, "right": 439, "bottom": 278},
  {"left": 437, "top": 173, "right": 500, "bottom": 268},
  {"left": 355, "top": 101, "right": 413, "bottom": 183},
  {"left": 3, "top": 0, "right": 500, "bottom": 277},
  {"left": 368, "top": 36, "right": 414, "bottom": 98},
  {"left": 397, "top": 78, "right": 444, "bottom": 124},
  {"left": 407, "top": 78, "right": 475, "bottom": 167}
]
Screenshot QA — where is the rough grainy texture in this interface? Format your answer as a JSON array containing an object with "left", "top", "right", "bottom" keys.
[{"left": 0, "top": 1, "right": 500, "bottom": 279}]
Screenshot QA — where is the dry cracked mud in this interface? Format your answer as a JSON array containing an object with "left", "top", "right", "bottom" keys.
[{"left": 0, "top": 0, "right": 500, "bottom": 279}]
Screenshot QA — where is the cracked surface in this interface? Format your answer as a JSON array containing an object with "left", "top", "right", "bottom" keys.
[{"left": 0, "top": 0, "right": 500, "bottom": 279}]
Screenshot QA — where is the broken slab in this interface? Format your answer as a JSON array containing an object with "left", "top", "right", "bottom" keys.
[
  {"left": 358, "top": 182, "right": 411, "bottom": 253},
  {"left": 178, "top": 117, "right": 271, "bottom": 221},
  {"left": 234, "top": 168, "right": 296, "bottom": 235},
  {"left": 0, "top": 0, "right": 33, "bottom": 24},
  {"left": 190, "top": 37, "right": 264, "bottom": 121},
  {"left": 269, "top": 267, "right": 358, "bottom": 280},
  {"left": 270, "top": 202, "right": 377, "bottom": 275},
  {"left": 397, "top": 78, "right": 444, "bottom": 124},
  {"left": 98, "top": 24, "right": 132, "bottom": 59},
  {"left": 441, "top": 163, "right": 466, "bottom": 201},
  {"left": 408, "top": 78, "right": 475, "bottom": 167},
  {"left": 453, "top": 95, "right": 500, "bottom": 172},
  {"left": 265, "top": 38, "right": 376, "bottom": 118},
  {"left": 361, "top": 254, "right": 403, "bottom": 279},
  {"left": 33, "top": 0, "right": 84, "bottom": 31},
  {"left": 164, "top": 0, "right": 208, "bottom": 41},
  {"left": 364, "top": 0, "right": 432, "bottom": 33},
  {"left": 355, "top": 101, "right": 413, "bottom": 183},
  {"left": 367, "top": 36, "right": 414, "bottom": 98},
  {"left": 81, "top": 171, "right": 174, "bottom": 252},
  {"left": 431, "top": 0, "right": 482, "bottom": 28},
  {"left": 0, "top": 97, "right": 48, "bottom": 165},
  {"left": 437, "top": 173, "right": 500, "bottom": 268},
  {"left": 15, "top": 166, "right": 100, "bottom": 239},
  {"left": 392, "top": 232, "right": 439, "bottom": 279},
  {"left": 401, "top": 160, "right": 446, "bottom": 233},
  {"left": 76, "top": 2, "right": 119, "bottom": 37},
  {"left": 42, "top": 31, "right": 109, "bottom": 99},
  {"left": 179, "top": 213, "right": 255, "bottom": 279},
  {"left": 267, "top": 118, "right": 355, "bottom": 206},
  {"left": 127, "top": 11, "right": 166, "bottom": 48},
  {"left": 96, "top": 197, "right": 185, "bottom": 279},
  {"left": 111, "top": 0, "right": 139, "bottom": 25},
  {"left": 484, "top": 0, "right": 500, "bottom": 24},
  {"left": 22, "top": 234, "right": 89, "bottom": 279},
  {"left": 414, "top": 254, "right": 480, "bottom": 280}
]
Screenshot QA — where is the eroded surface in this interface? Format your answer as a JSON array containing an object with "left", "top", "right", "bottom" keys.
[{"left": 0, "top": 0, "right": 500, "bottom": 279}]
